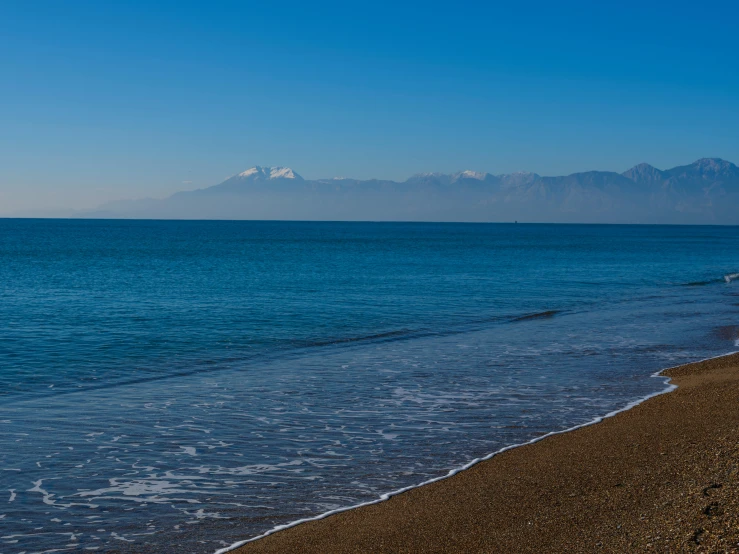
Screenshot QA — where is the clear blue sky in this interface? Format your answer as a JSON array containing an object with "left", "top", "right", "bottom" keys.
[{"left": 1, "top": 0, "right": 738, "bottom": 212}]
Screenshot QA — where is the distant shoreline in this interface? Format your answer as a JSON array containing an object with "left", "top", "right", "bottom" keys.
[{"left": 229, "top": 352, "right": 739, "bottom": 553}]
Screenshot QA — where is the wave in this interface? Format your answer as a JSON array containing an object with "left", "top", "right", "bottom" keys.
[
  {"left": 6, "top": 307, "right": 570, "bottom": 405},
  {"left": 682, "top": 278, "right": 723, "bottom": 287},
  {"left": 511, "top": 310, "right": 561, "bottom": 322},
  {"left": 307, "top": 309, "right": 564, "bottom": 348},
  {"left": 216, "top": 351, "right": 739, "bottom": 554},
  {"left": 681, "top": 273, "right": 738, "bottom": 286},
  {"left": 300, "top": 329, "right": 416, "bottom": 348}
]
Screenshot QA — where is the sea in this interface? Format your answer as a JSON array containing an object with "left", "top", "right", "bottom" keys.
[{"left": 1, "top": 220, "right": 738, "bottom": 553}]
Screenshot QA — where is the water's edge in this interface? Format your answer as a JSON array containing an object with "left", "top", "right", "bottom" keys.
[{"left": 216, "top": 349, "right": 739, "bottom": 554}]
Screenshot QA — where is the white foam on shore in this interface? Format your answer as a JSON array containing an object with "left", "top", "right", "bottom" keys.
[{"left": 214, "top": 350, "right": 738, "bottom": 554}]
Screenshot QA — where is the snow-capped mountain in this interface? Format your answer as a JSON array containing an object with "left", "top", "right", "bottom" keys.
[
  {"left": 89, "top": 159, "right": 739, "bottom": 224},
  {"left": 203, "top": 167, "right": 304, "bottom": 193},
  {"left": 236, "top": 166, "right": 302, "bottom": 181}
]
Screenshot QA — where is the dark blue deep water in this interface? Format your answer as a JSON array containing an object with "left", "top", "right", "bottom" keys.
[{"left": 1, "top": 220, "right": 738, "bottom": 553}]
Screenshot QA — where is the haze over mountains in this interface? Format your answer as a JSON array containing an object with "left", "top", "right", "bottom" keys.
[{"left": 82, "top": 158, "right": 739, "bottom": 224}]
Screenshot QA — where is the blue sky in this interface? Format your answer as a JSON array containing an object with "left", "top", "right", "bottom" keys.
[{"left": 1, "top": 0, "right": 738, "bottom": 212}]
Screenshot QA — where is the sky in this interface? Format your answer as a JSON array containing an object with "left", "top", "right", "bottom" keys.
[{"left": 1, "top": 0, "right": 738, "bottom": 213}]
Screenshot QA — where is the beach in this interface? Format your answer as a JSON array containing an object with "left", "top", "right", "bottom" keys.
[
  {"left": 3, "top": 221, "right": 738, "bottom": 552},
  {"left": 233, "top": 352, "right": 739, "bottom": 553}
]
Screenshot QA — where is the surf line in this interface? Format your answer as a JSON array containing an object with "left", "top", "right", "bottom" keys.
[{"left": 214, "top": 349, "right": 739, "bottom": 554}]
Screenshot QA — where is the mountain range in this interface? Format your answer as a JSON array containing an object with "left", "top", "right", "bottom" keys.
[{"left": 84, "top": 158, "right": 739, "bottom": 224}]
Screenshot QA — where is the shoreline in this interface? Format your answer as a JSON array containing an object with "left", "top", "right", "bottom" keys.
[{"left": 222, "top": 351, "right": 739, "bottom": 553}]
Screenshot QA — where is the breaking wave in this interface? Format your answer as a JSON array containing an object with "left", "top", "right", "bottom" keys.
[
  {"left": 682, "top": 279, "right": 723, "bottom": 287},
  {"left": 682, "top": 273, "right": 738, "bottom": 287}
]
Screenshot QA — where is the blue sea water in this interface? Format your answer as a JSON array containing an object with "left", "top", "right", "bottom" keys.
[{"left": 0, "top": 220, "right": 738, "bottom": 553}]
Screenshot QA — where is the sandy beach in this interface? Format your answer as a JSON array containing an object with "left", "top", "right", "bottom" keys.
[{"left": 232, "top": 352, "right": 739, "bottom": 553}]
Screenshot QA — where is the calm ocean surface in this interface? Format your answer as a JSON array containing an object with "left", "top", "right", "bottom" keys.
[{"left": 1, "top": 220, "right": 738, "bottom": 553}]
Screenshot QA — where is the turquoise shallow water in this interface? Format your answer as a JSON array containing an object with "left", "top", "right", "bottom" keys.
[{"left": 0, "top": 220, "right": 738, "bottom": 553}]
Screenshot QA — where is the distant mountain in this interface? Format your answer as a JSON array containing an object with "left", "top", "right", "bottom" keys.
[
  {"left": 85, "top": 159, "right": 739, "bottom": 224},
  {"left": 621, "top": 163, "right": 668, "bottom": 184},
  {"left": 200, "top": 166, "right": 304, "bottom": 193}
]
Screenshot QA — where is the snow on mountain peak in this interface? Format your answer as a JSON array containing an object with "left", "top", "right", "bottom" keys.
[
  {"left": 458, "top": 170, "right": 486, "bottom": 180},
  {"left": 452, "top": 169, "right": 488, "bottom": 181},
  {"left": 238, "top": 167, "right": 261, "bottom": 178},
  {"left": 269, "top": 167, "right": 299, "bottom": 179},
  {"left": 237, "top": 166, "right": 302, "bottom": 180}
]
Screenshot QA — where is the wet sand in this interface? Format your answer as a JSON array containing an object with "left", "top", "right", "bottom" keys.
[{"left": 232, "top": 353, "right": 739, "bottom": 553}]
